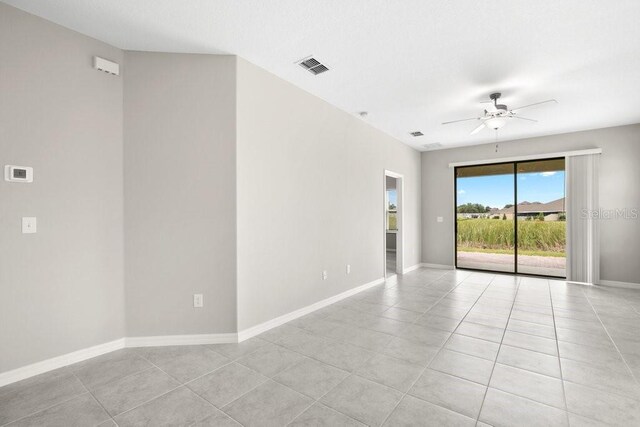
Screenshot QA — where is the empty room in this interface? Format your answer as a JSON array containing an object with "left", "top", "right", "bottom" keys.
[{"left": 1, "top": 1, "right": 640, "bottom": 426}]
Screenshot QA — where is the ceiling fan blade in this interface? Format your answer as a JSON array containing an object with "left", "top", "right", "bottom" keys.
[
  {"left": 470, "top": 122, "right": 486, "bottom": 135},
  {"left": 511, "top": 99, "right": 558, "bottom": 112},
  {"left": 512, "top": 116, "right": 538, "bottom": 122},
  {"left": 442, "top": 117, "right": 481, "bottom": 125}
]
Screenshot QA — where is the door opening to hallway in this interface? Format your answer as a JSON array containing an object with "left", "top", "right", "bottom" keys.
[{"left": 385, "top": 171, "right": 403, "bottom": 278}]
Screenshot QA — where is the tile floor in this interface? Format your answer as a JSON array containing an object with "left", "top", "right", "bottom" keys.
[
  {"left": 2, "top": 267, "right": 640, "bottom": 426},
  {"left": 386, "top": 251, "right": 396, "bottom": 277}
]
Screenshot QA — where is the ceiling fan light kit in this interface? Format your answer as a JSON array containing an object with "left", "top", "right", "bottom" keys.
[
  {"left": 442, "top": 92, "right": 557, "bottom": 135},
  {"left": 485, "top": 116, "right": 507, "bottom": 130}
]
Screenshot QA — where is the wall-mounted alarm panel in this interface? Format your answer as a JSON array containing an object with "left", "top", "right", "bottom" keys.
[{"left": 5, "top": 165, "right": 33, "bottom": 183}]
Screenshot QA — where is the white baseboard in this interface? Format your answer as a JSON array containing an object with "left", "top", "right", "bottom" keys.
[
  {"left": 0, "top": 338, "right": 125, "bottom": 388},
  {"left": 567, "top": 281, "right": 594, "bottom": 287},
  {"left": 402, "top": 264, "right": 422, "bottom": 274},
  {"left": 125, "top": 333, "right": 237, "bottom": 348},
  {"left": 599, "top": 279, "right": 640, "bottom": 289},
  {"left": 1, "top": 277, "right": 386, "bottom": 387},
  {"left": 0, "top": 334, "right": 239, "bottom": 388},
  {"left": 237, "top": 277, "right": 385, "bottom": 342},
  {"left": 421, "top": 263, "right": 455, "bottom": 270}
]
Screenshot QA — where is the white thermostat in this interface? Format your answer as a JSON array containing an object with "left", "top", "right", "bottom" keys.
[
  {"left": 94, "top": 56, "right": 120, "bottom": 76},
  {"left": 5, "top": 165, "right": 33, "bottom": 183}
]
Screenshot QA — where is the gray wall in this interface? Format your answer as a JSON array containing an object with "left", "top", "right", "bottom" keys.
[
  {"left": 0, "top": 4, "right": 125, "bottom": 371},
  {"left": 123, "top": 52, "right": 237, "bottom": 336},
  {"left": 421, "top": 124, "right": 640, "bottom": 283},
  {"left": 236, "top": 58, "right": 421, "bottom": 330}
]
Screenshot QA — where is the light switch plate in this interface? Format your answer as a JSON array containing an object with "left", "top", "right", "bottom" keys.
[
  {"left": 437, "top": 216, "right": 444, "bottom": 223},
  {"left": 22, "top": 217, "right": 37, "bottom": 233},
  {"left": 193, "top": 294, "right": 203, "bottom": 308}
]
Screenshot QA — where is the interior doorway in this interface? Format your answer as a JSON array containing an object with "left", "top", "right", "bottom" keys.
[{"left": 384, "top": 171, "right": 403, "bottom": 278}]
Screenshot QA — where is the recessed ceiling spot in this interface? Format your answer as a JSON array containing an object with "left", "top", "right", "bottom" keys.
[
  {"left": 410, "top": 131, "right": 424, "bottom": 137},
  {"left": 297, "top": 56, "right": 330, "bottom": 75}
]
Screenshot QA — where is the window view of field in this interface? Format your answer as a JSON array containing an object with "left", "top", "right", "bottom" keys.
[
  {"left": 456, "top": 159, "right": 566, "bottom": 277},
  {"left": 457, "top": 218, "right": 566, "bottom": 256}
]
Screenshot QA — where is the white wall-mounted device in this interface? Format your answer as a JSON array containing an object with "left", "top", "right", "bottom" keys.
[
  {"left": 5, "top": 165, "right": 33, "bottom": 183},
  {"left": 93, "top": 56, "right": 120, "bottom": 76}
]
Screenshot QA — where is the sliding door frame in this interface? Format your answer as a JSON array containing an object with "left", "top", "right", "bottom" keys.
[{"left": 454, "top": 157, "right": 565, "bottom": 279}]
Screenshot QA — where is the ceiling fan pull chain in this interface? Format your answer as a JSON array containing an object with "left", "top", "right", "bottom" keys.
[{"left": 495, "top": 129, "right": 499, "bottom": 152}]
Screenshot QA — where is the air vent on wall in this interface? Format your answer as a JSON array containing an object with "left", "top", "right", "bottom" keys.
[
  {"left": 423, "top": 143, "right": 443, "bottom": 150},
  {"left": 298, "top": 56, "right": 330, "bottom": 75},
  {"left": 409, "top": 131, "right": 424, "bottom": 137}
]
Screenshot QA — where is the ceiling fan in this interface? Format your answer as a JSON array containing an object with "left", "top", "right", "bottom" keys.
[{"left": 442, "top": 93, "right": 558, "bottom": 135}]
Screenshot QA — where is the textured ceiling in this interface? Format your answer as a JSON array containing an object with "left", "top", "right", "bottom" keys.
[{"left": 5, "top": 0, "right": 640, "bottom": 150}]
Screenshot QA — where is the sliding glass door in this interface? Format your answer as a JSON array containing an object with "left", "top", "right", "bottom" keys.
[
  {"left": 455, "top": 158, "right": 566, "bottom": 278},
  {"left": 455, "top": 163, "right": 516, "bottom": 273},
  {"left": 516, "top": 159, "right": 566, "bottom": 277}
]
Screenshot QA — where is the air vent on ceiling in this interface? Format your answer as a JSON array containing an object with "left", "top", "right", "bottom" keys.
[
  {"left": 298, "top": 56, "right": 330, "bottom": 75},
  {"left": 409, "top": 131, "right": 424, "bottom": 137},
  {"left": 423, "top": 143, "right": 443, "bottom": 150}
]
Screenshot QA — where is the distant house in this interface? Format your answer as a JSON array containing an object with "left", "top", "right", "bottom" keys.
[
  {"left": 457, "top": 212, "right": 492, "bottom": 219},
  {"left": 494, "top": 198, "right": 565, "bottom": 221}
]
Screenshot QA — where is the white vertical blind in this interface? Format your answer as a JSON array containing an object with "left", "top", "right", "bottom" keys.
[{"left": 566, "top": 154, "right": 600, "bottom": 284}]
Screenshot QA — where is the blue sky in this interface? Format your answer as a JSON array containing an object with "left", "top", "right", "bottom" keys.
[
  {"left": 457, "top": 171, "right": 565, "bottom": 209},
  {"left": 387, "top": 190, "right": 397, "bottom": 207}
]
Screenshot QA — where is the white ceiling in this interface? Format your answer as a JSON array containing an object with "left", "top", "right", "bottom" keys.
[{"left": 5, "top": 0, "right": 640, "bottom": 151}]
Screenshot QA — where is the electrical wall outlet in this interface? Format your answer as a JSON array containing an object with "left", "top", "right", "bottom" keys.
[
  {"left": 437, "top": 216, "right": 444, "bottom": 223},
  {"left": 322, "top": 270, "right": 328, "bottom": 280},
  {"left": 22, "top": 217, "right": 37, "bottom": 233},
  {"left": 193, "top": 294, "right": 203, "bottom": 308},
  {"left": 346, "top": 264, "right": 351, "bottom": 274}
]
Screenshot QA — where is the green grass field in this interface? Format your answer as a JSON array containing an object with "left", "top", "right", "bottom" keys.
[
  {"left": 457, "top": 218, "right": 565, "bottom": 255},
  {"left": 387, "top": 212, "right": 397, "bottom": 230}
]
